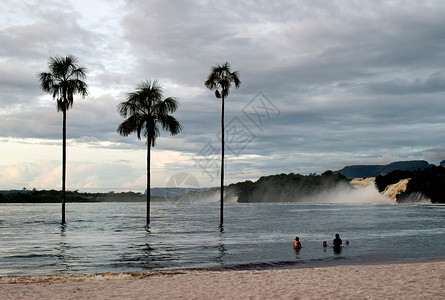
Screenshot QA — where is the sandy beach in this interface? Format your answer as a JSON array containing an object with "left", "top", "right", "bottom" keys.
[{"left": 1, "top": 260, "right": 444, "bottom": 299}]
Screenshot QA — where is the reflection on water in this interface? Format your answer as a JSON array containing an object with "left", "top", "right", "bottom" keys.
[
  {"left": 55, "top": 242, "right": 71, "bottom": 272},
  {"left": 215, "top": 228, "right": 227, "bottom": 266},
  {"left": 333, "top": 246, "right": 342, "bottom": 255},
  {"left": 0, "top": 203, "right": 444, "bottom": 276},
  {"left": 60, "top": 224, "right": 66, "bottom": 235}
]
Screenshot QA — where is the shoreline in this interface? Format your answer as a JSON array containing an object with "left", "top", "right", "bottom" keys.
[
  {"left": 2, "top": 257, "right": 445, "bottom": 283},
  {"left": 1, "top": 259, "right": 444, "bottom": 299}
]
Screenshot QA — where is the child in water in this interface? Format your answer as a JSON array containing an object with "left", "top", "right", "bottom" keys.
[{"left": 293, "top": 237, "right": 302, "bottom": 250}]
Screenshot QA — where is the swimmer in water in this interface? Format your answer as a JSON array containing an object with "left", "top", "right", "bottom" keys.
[
  {"left": 323, "top": 241, "right": 327, "bottom": 247},
  {"left": 293, "top": 237, "right": 302, "bottom": 250}
]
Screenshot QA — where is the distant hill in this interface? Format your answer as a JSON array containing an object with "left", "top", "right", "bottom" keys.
[{"left": 334, "top": 160, "right": 434, "bottom": 178}]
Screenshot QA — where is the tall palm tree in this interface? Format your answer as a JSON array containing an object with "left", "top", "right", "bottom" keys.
[
  {"left": 205, "top": 62, "right": 240, "bottom": 225},
  {"left": 117, "top": 80, "right": 182, "bottom": 226},
  {"left": 38, "top": 54, "right": 88, "bottom": 224}
]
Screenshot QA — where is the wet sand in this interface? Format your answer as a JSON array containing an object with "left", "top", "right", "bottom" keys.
[{"left": 1, "top": 260, "right": 444, "bottom": 299}]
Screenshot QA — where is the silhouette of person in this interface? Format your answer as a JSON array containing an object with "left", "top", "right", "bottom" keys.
[{"left": 333, "top": 233, "right": 342, "bottom": 254}]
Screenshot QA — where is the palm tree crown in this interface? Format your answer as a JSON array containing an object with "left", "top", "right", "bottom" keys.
[
  {"left": 117, "top": 80, "right": 182, "bottom": 145},
  {"left": 38, "top": 54, "right": 89, "bottom": 112},
  {"left": 205, "top": 62, "right": 241, "bottom": 99}
]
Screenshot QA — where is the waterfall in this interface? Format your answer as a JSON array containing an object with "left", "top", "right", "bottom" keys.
[
  {"left": 382, "top": 179, "right": 410, "bottom": 200},
  {"left": 350, "top": 177, "right": 431, "bottom": 203},
  {"left": 350, "top": 177, "right": 377, "bottom": 189}
]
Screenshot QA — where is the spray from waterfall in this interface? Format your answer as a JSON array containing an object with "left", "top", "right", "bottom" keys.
[
  {"left": 177, "top": 187, "right": 238, "bottom": 204},
  {"left": 303, "top": 178, "right": 394, "bottom": 204}
]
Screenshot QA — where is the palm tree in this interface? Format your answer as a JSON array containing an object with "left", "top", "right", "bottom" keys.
[
  {"left": 205, "top": 62, "right": 240, "bottom": 225},
  {"left": 38, "top": 54, "right": 88, "bottom": 224},
  {"left": 117, "top": 80, "right": 182, "bottom": 226}
]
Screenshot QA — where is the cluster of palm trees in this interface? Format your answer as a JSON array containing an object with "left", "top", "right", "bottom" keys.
[{"left": 38, "top": 55, "right": 240, "bottom": 226}]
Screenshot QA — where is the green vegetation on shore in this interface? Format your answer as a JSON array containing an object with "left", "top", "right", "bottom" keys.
[
  {"left": 229, "top": 171, "right": 351, "bottom": 203},
  {"left": 0, "top": 190, "right": 166, "bottom": 203}
]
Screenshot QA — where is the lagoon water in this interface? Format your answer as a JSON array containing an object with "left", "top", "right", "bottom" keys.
[{"left": 1, "top": 202, "right": 445, "bottom": 276}]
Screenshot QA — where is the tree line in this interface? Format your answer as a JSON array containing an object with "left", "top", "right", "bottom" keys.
[
  {"left": 229, "top": 171, "right": 351, "bottom": 203},
  {"left": 0, "top": 190, "right": 169, "bottom": 203}
]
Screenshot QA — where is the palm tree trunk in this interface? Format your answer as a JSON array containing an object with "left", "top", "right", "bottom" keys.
[
  {"left": 220, "top": 96, "right": 224, "bottom": 225},
  {"left": 62, "top": 108, "right": 66, "bottom": 224},
  {"left": 147, "top": 139, "right": 151, "bottom": 226}
]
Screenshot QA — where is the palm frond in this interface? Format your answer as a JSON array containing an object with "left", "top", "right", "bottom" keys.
[
  {"left": 71, "top": 66, "right": 88, "bottom": 80},
  {"left": 205, "top": 72, "right": 221, "bottom": 90},
  {"left": 162, "top": 97, "right": 179, "bottom": 112},
  {"left": 38, "top": 72, "right": 54, "bottom": 92},
  {"left": 158, "top": 115, "right": 183, "bottom": 135},
  {"left": 232, "top": 71, "right": 241, "bottom": 88},
  {"left": 152, "top": 97, "right": 179, "bottom": 116}
]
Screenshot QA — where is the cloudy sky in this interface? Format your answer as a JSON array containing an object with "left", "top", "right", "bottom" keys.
[{"left": 1, "top": 0, "right": 445, "bottom": 192}]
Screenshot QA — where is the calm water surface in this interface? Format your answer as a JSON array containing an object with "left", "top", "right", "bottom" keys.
[{"left": 0, "top": 202, "right": 444, "bottom": 276}]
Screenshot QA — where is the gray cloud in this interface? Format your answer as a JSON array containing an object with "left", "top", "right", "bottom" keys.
[
  {"left": 1, "top": 0, "right": 445, "bottom": 190},
  {"left": 364, "top": 72, "right": 445, "bottom": 95},
  {"left": 423, "top": 146, "right": 445, "bottom": 163}
]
